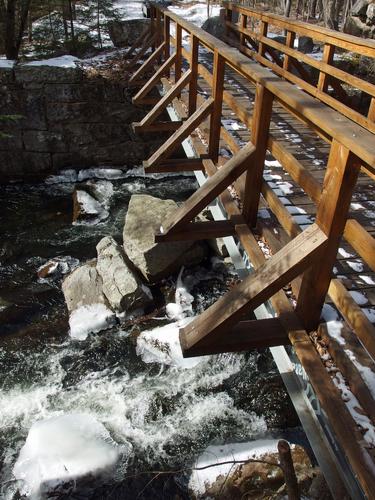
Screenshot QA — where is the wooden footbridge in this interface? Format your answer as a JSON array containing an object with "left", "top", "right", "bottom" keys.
[{"left": 125, "top": 3, "right": 375, "bottom": 497}]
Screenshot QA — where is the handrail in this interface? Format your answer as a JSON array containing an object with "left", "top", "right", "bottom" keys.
[
  {"left": 156, "top": 5, "right": 375, "bottom": 169},
  {"left": 223, "top": 2, "right": 375, "bottom": 133}
]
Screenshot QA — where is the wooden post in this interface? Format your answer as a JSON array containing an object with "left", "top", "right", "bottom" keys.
[
  {"left": 225, "top": 8, "right": 232, "bottom": 40},
  {"left": 189, "top": 35, "right": 199, "bottom": 116},
  {"left": 283, "top": 31, "right": 296, "bottom": 72},
  {"left": 242, "top": 84, "right": 274, "bottom": 227},
  {"left": 278, "top": 440, "right": 300, "bottom": 500},
  {"left": 175, "top": 23, "right": 182, "bottom": 84},
  {"left": 240, "top": 14, "right": 247, "bottom": 48},
  {"left": 258, "top": 21, "right": 268, "bottom": 57},
  {"left": 164, "top": 14, "right": 170, "bottom": 77},
  {"left": 317, "top": 43, "right": 334, "bottom": 93},
  {"left": 208, "top": 51, "right": 225, "bottom": 163},
  {"left": 296, "top": 139, "right": 361, "bottom": 331}
]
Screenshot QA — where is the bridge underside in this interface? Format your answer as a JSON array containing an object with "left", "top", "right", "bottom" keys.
[{"left": 125, "top": 4, "right": 375, "bottom": 498}]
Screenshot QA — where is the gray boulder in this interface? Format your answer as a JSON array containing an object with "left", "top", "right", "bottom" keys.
[
  {"left": 108, "top": 19, "right": 150, "bottom": 47},
  {"left": 123, "top": 195, "right": 207, "bottom": 283},
  {"left": 96, "top": 236, "right": 152, "bottom": 312},
  {"left": 298, "top": 36, "right": 314, "bottom": 54},
  {"left": 62, "top": 261, "right": 107, "bottom": 312},
  {"left": 201, "top": 16, "right": 226, "bottom": 41}
]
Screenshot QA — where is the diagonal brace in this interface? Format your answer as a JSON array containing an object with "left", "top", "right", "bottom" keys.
[
  {"left": 160, "top": 143, "right": 256, "bottom": 235},
  {"left": 129, "top": 42, "right": 166, "bottom": 84},
  {"left": 132, "top": 53, "right": 176, "bottom": 104},
  {"left": 143, "top": 97, "right": 214, "bottom": 171},
  {"left": 180, "top": 223, "right": 328, "bottom": 356}
]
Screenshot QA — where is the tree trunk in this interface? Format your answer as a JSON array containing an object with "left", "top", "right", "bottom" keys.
[
  {"left": 15, "top": 0, "right": 32, "bottom": 56},
  {"left": 97, "top": 0, "right": 102, "bottom": 48},
  {"left": 5, "top": 0, "right": 17, "bottom": 59}
]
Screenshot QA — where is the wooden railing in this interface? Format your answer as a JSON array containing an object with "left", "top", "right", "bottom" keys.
[
  {"left": 223, "top": 1, "right": 375, "bottom": 133},
  {"left": 127, "top": 4, "right": 375, "bottom": 496}
]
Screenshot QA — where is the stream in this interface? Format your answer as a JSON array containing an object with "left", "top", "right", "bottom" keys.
[{"left": 0, "top": 169, "right": 302, "bottom": 499}]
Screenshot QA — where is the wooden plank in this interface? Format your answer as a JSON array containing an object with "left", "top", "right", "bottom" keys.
[
  {"left": 145, "top": 157, "right": 204, "bottom": 173},
  {"left": 328, "top": 279, "right": 375, "bottom": 360},
  {"left": 296, "top": 140, "right": 361, "bottom": 331},
  {"left": 159, "top": 143, "right": 256, "bottom": 234},
  {"left": 144, "top": 97, "right": 214, "bottom": 170},
  {"left": 132, "top": 53, "right": 176, "bottom": 104},
  {"left": 242, "top": 84, "right": 274, "bottom": 227},
  {"left": 343, "top": 219, "right": 375, "bottom": 273},
  {"left": 155, "top": 220, "right": 236, "bottom": 242},
  {"left": 129, "top": 42, "right": 166, "bottom": 84},
  {"left": 136, "top": 70, "right": 192, "bottom": 128},
  {"left": 132, "top": 121, "right": 183, "bottom": 133},
  {"left": 319, "top": 322, "right": 375, "bottom": 425},
  {"left": 183, "top": 318, "right": 290, "bottom": 356},
  {"left": 208, "top": 51, "right": 226, "bottom": 163},
  {"left": 180, "top": 223, "right": 327, "bottom": 353}
]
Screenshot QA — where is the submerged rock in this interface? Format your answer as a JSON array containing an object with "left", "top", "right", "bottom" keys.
[
  {"left": 123, "top": 194, "right": 207, "bottom": 283},
  {"left": 96, "top": 236, "right": 152, "bottom": 312},
  {"left": 13, "top": 413, "right": 129, "bottom": 499},
  {"left": 62, "top": 261, "right": 107, "bottom": 312}
]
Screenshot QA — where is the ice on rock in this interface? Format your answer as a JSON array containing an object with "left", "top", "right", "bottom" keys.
[
  {"left": 166, "top": 267, "right": 194, "bottom": 321},
  {"left": 136, "top": 320, "right": 206, "bottom": 369},
  {"left": 69, "top": 303, "right": 116, "bottom": 340},
  {"left": 13, "top": 413, "right": 128, "bottom": 499},
  {"left": 189, "top": 439, "right": 281, "bottom": 496}
]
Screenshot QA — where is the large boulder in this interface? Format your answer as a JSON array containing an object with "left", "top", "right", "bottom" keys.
[
  {"left": 201, "top": 16, "right": 226, "bottom": 41},
  {"left": 123, "top": 195, "right": 207, "bottom": 283},
  {"left": 96, "top": 236, "right": 152, "bottom": 312},
  {"left": 62, "top": 261, "right": 107, "bottom": 313},
  {"left": 108, "top": 18, "right": 150, "bottom": 47}
]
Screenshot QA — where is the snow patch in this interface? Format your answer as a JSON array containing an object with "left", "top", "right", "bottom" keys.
[
  {"left": 69, "top": 304, "right": 116, "bottom": 340},
  {"left": 24, "top": 55, "right": 79, "bottom": 67},
  {"left": 13, "top": 413, "right": 127, "bottom": 500},
  {"left": 74, "top": 190, "right": 109, "bottom": 224}
]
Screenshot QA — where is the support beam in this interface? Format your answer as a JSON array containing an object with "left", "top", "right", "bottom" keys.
[
  {"left": 180, "top": 223, "right": 328, "bottom": 355},
  {"left": 145, "top": 158, "right": 205, "bottom": 174},
  {"left": 156, "top": 220, "right": 236, "bottom": 242},
  {"left": 296, "top": 140, "right": 360, "bottom": 331},
  {"left": 208, "top": 51, "right": 225, "bottom": 163},
  {"left": 135, "top": 70, "right": 191, "bottom": 129},
  {"left": 189, "top": 35, "right": 199, "bottom": 115},
  {"left": 184, "top": 318, "right": 290, "bottom": 356},
  {"left": 129, "top": 42, "right": 166, "bottom": 85},
  {"left": 132, "top": 53, "right": 176, "bottom": 105},
  {"left": 160, "top": 143, "right": 256, "bottom": 235},
  {"left": 143, "top": 97, "right": 214, "bottom": 171}
]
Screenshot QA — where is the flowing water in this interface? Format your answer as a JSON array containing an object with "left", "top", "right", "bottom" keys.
[{"left": 0, "top": 170, "right": 301, "bottom": 499}]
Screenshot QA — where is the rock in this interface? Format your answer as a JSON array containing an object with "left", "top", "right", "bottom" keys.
[
  {"left": 37, "top": 256, "right": 80, "bottom": 278},
  {"left": 201, "top": 16, "right": 226, "bottom": 41},
  {"left": 62, "top": 261, "right": 107, "bottom": 312},
  {"left": 72, "top": 188, "right": 109, "bottom": 224},
  {"left": 298, "top": 36, "right": 314, "bottom": 53},
  {"left": 123, "top": 195, "right": 207, "bottom": 283},
  {"left": 189, "top": 440, "right": 317, "bottom": 499},
  {"left": 108, "top": 18, "right": 150, "bottom": 47},
  {"left": 96, "top": 236, "right": 152, "bottom": 312},
  {"left": 367, "top": 2, "right": 375, "bottom": 23},
  {"left": 351, "top": 0, "right": 370, "bottom": 18}
]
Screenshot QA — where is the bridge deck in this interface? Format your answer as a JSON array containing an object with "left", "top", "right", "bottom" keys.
[{"left": 127, "top": 4, "right": 375, "bottom": 497}]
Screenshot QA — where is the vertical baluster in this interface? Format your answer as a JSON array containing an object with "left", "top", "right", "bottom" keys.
[
  {"left": 225, "top": 8, "right": 232, "bottom": 40},
  {"left": 318, "top": 43, "right": 335, "bottom": 93},
  {"left": 189, "top": 35, "right": 199, "bottom": 116},
  {"left": 208, "top": 51, "right": 225, "bottom": 163},
  {"left": 240, "top": 14, "right": 247, "bottom": 49},
  {"left": 164, "top": 15, "right": 170, "bottom": 77},
  {"left": 175, "top": 24, "right": 182, "bottom": 83},
  {"left": 242, "top": 83, "right": 273, "bottom": 227},
  {"left": 258, "top": 21, "right": 268, "bottom": 57},
  {"left": 283, "top": 30, "right": 295, "bottom": 72},
  {"left": 296, "top": 140, "right": 360, "bottom": 330}
]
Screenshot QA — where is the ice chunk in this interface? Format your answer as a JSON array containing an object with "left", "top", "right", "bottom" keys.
[
  {"left": 69, "top": 303, "right": 116, "bottom": 340},
  {"left": 136, "top": 320, "right": 206, "bottom": 369},
  {"left": 13, "top": 413, "right": 128, "bottom": 499}
]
